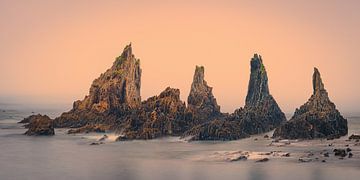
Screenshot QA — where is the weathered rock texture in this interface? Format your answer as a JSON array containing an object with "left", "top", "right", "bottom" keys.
[
  {"left": 54, "top": 44, "right": 141, "bottom": 128},
  {"left": 182, "top": 120, "right": 249, "bottom": 141},
  {"left": 183, "top": 54, "right": 286, "bottom": 141},
  {"left": 118, "top": 87, "right": 187, "bottom": 140},
  {"left": 24, "top": 114, "right": 55, "bottom": 136},
  {"left": 228, "top": 54, "right": 286, "bottom": 134},
  {"left": 273, "top": 68, "right": 348, "bottom": 139},
  {"left": 67, "top": 124, "right": 110, "bottom": 134},
  {"left": 186, "top": 66, "right": 221, "bottom": 125}
]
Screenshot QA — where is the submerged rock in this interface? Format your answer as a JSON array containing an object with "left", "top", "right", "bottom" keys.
[
  {"left": 54, "top": 43, "right": 141, "bottom": 128},
  {"left": 256, "top": 158, "right": 269, "bottom": 163},
  {"left": 24, "top": 114, "right": 54, "bottom": 136},
  {"left": 273, "top": 68, "right": 348, "bottom": 139},
  {"left": 186, "top": 66, "right": 221, "bottom": 125}
]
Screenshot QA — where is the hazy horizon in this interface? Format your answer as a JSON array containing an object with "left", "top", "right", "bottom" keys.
[{"left": 1, "top": 0, "right": 360, "bottom": 115}]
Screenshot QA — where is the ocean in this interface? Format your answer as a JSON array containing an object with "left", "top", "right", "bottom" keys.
[{"left": 0, "top": 106, "right": 359, "bottom": 180}]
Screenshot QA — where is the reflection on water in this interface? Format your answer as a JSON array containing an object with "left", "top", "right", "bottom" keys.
[{"left": 0, "top": 109, "right": 359, "bottom": 180}]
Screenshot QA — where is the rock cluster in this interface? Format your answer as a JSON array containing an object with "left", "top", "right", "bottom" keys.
[
  {"left": 23, "top": 43, "right": 346, "bottom": 141},
  {"left": 24, "top": 114, "right": 55, "bottom": 136},
  {"left": 184, "top": 54, "right": 286, "bottom": 140},
  {"left": 273, "top": 68, "right": 348, "bottom": 139}
]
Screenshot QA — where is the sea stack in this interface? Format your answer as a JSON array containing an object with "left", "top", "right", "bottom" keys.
[
  {"left": 229, "top": 54, "right": 286, "bottom": 134},
  {"left": 24, "top": 114, "right": 55, "bottom": 136},
  {"left": 273, "top": 68, "right": 348, "bottom": 139},
  {"left": 186, "top": 66, "right": 221, "bottom": 125},
  {"left": 54, "top": 43, "right": 141, "bottom": 128}
]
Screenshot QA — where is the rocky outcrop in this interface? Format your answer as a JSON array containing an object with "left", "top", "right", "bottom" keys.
[
  {"left": 24, "top": 114, "right": 54, "bottom": 136},
  {"left": 228, "top": 54, "right": 286, "bottom": 134},
  {"left": 118, "top": 87, "right": 187, "bottom": 140},
  {"left": 273, "top": 68, "right": 348, "bottom": 139},
  {"left": 54, "top": 43, "right": 141, "bottom": 128},
  {"left": 186, "top": 66, "right": 221, "bottom": 125},
  {"left": 183, "top": 54, "right": 286, "bottom": 141},
  {"left": 67, "top": 124, "right": 110, "bottom": 134}
]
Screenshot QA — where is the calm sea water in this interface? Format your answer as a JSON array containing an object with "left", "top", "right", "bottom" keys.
[{"left": 0, "top": 106, "right": 359, "bottom": 180}]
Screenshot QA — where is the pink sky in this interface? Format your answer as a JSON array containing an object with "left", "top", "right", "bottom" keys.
[{"left": 0, "top": 0, "right": 359, "bottom": 114}]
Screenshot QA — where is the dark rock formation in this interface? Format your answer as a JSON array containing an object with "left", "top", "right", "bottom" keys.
[
  {"left": 186, "top": 66, "right": 221, "bottom": 125},
  {"left": 349, "top": 134, "right": 360, "bottom": 140},
  {"left": 273, "top": 68, "right": 348, "bottom": 139},
  {"left": 228, "top": 54, "right": 286, "bottom": 134},
  {"left": 118, "top": 87, "right": 187, "bottom": 140},
  {"left": 67, "top": 124, "right": 110, "bottom": 134},
  {"left": 54, "top": 43, "right": 141, "bottom": 128},
  {"left": 182, "top": 119, "right": 249, "bottom": 141},
  {"left": 183, "top": 54, "right": 285, "bottom": 141},
  {"left": 24, "top": 114, "right": 54, "bottom": 136}
]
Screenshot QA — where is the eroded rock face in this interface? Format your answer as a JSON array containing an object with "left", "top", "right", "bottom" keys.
[
  {"left": 54, "top": 44, "right": 141, "bottom": 128},
  {"left": 182, "top": 119, "right": 249, "bottom": 141},
  {"left": 25, "top": 114, "right": 54, "bottom": 136},
  {"left": 229, "top": 54, "right": 286, "bottom": 134},
  {"left": 119, "top": 87, "right": 187, "bottom": 140},
  {"left": 273, "top": 68, "right": 348, "bottom": 139},
  {"left": 186, "top": 66, "right": 221, "bottom": 125}
]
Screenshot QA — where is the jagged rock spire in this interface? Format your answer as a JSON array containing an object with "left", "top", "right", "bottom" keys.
[
  {"left": 313, "top": 67, "right": 326, "bottom": 95},
  {"left": 187, "top": 65, "right": 220, "bottom": 123},
  {"left": 273, "top": 67, "right": 348, "bottom": 140},
  {"left": 54, "top": 43, "right": 142, "bottom": 128},
  {"left": 192, "top": 66, "right": 205, "bottom": 84},
  {"left": 245, "top": 54, "right": 270, "bottom": 106}
]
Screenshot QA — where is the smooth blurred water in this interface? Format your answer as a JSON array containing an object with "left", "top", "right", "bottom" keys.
[{"left": 0, "top": 108, "right": 359, "bottom": 180}]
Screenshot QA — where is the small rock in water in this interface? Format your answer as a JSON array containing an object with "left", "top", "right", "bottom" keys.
[
  {"left": 348, "top": 153, "right": 353, "bottom": 158},
  {"left": 90, "top": 142, "right": 104, "bottom": 145},
  {"left": 98, "top": 134, "right": 108, "bottom": 141},
  {"left": 230, "top": 156, "right": 248, "bottom": 162},
  {"left": 254, "top": 138, "right": 258, "bottom": 141},
  {"left": 328, "top": 143, "right": 333, "bottom": 147},
  {"left": 256, "top": 158, "right": 269, "bottom": 163},
  {"left": 349, "top": 134, "right": 360, "bottom": 140},
  {"left": 322, "top": 160, "right": 326, "bottom": 163},
  {"left": 323, "top": 152, "right": 330, "bottom": 157},
  {"left": 346, "top": 147, "right": 352, "bottom": 152},
  {"left": 282, "top": 153, "right": 290, "bottom": 157},
  {"left": 333, "top": 149, "right": 347, "bottom": 157},
  {"left": 299, "top": 158, "right": 312, "bottom": 163},
  {"left": 264, "top": 135, "right": 269, "bottom": 138}
]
